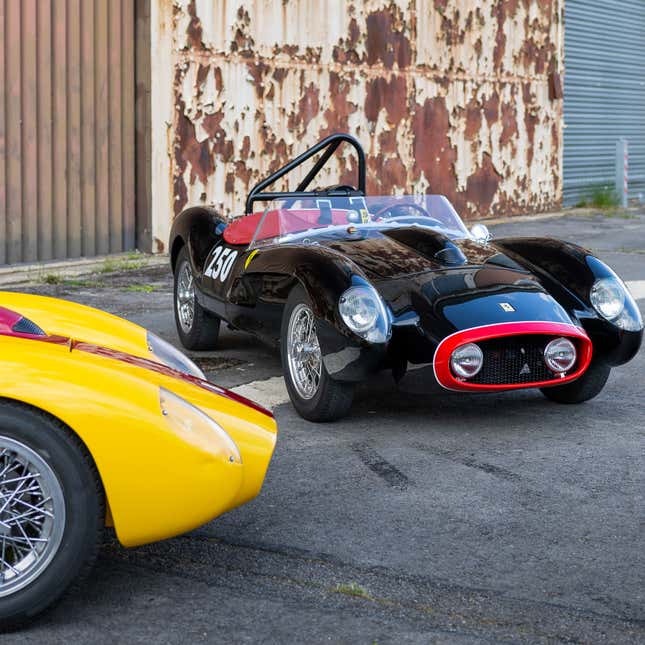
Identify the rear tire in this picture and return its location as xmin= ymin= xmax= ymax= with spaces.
xmin=174 ymin=246 xmax=220 ymax=350
xmin=281 ymin=286 xmax=354 ymax=422
xmin=0 ymin=402 xmax=104 ymax=631
xmin=540 ymin=360 xmax=611 ymax=404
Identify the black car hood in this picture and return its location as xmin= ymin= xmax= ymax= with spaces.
xmin=320 ymin=227 xmax=576 ymax=335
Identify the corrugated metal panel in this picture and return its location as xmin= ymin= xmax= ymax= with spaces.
xmin=0 ymin=0 xmax=136 ymax=265
xmin=153 ymin=0 xmax=564 ymax=249
xmin=563 ymin=0 xmax=645 ymax=204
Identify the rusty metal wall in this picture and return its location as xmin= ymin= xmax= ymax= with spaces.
xmin=0 ymin=0 xmax=136 ymax=265
xmin=160 ymin=0 xmax=563 ymax=236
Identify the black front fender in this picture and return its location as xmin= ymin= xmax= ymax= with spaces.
xmin=493 ymin=237 xmax=642 ymax=365
xmin=243 ymin=245 xmax=386 ymax=380
xmin=245 ymin=245 xmax=358 ymax=325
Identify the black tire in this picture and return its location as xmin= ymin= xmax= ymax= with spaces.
xmin=281 ymin=286 xmax=354 ymax=422
xmin=0 ymin=401 xmax=104 ymax=631
xmin=174 ymin=246 xmax=220 ymax=350
xmin=540 ymin=360 xmax=611 ymax=404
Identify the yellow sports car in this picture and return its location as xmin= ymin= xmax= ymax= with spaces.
xmin=0 ymin=292 xmax=277 ymax=628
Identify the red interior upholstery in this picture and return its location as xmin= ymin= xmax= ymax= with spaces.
xmin=223 ymin=209 xmax=352 ymax=246
xmin=223 ymin=212 xmax=274 ymax=245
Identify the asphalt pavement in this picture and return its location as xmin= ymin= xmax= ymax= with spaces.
xmin=5 ymin=209 xmax=645 ymax=644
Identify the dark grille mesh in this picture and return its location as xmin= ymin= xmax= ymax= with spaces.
xmin=468 ymin=335 xmax=571 ymax=385
xmin=12 ymin=317 xmax=45 ymax=336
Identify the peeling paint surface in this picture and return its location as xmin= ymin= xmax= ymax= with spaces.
xmin=160 ymin=0 xmax=563 ymax=234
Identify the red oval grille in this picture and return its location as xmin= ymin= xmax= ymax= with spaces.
xmin=433 ymin=321 xmax=593 ymax=392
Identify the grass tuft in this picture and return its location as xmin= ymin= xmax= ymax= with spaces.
xmin=576 ymin=185 xmax=620 ymax=210
xmin=331 ymin=582 xmax=372 ymax=599
xmin=43 ymin=273 xmax=62 ymax=284
xmin=125 ymin=284 xmax=156 ymax=293
xmin=100 ymin=253 xmax=145 ymax=274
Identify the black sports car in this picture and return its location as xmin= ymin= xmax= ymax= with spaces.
xmin=169 ymin=133 xmax=643 ymax=421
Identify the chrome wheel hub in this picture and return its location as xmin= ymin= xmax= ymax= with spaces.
xmin=0 ymin=437 xmax=65 ymax=597
xmin=287 ymin=304 xmax=322 ymax=400
xmin=176 ymin=261 xmax=196 ymax=334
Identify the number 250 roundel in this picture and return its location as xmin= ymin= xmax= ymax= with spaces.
xmin=204 ymin=245 xmax=238 ymax=282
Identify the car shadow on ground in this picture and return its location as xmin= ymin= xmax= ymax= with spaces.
xmin=283 ymin=368 xmax=605 ymax=434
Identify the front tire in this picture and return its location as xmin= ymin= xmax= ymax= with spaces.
xmin=540 ymin=360 xmax=611 ymax=404
xmin=174 ymin=246 xmax=220 ymax=350
xmin=281 ymin=286 xmax=354 ymax=422
xmin=0 ymin=402 xmax=103 ymax=630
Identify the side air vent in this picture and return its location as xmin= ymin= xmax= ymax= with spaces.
xmin=12 ymin=317 xmax=46 ymax=336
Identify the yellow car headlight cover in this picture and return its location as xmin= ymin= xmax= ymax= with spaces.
xmin=148 ymin=332 xmax=205 ymax=380
xmin=159 ymin=388 xmax=242 ymax=464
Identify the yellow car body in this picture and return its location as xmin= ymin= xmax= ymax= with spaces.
xmin=0 ymin=292 xmax=277 ymax=548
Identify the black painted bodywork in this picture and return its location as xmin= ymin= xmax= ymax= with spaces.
xmin=169 ymin=211 xmax=642 ymax=384
xmin=169 ymin=132 xmax=641 ymax=386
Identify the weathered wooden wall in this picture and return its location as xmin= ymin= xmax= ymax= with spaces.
xmin=0 ymin=0 xmax=136 ymax=264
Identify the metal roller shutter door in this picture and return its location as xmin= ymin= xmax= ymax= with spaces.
xmin=563 ymin=0 xmax=645 ymax=205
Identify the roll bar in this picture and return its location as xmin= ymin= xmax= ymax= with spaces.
xmin=245 ymin=133 xmax=366 ymax=214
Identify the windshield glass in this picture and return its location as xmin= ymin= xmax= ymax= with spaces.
xmin=249 ymin=195 xmax=469 ymax=248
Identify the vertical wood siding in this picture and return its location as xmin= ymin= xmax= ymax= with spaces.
xmin=0 ymin=0 xmax=136 ymax=265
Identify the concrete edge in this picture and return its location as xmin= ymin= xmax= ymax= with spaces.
xmin=482 ymin=205 xmax=643 ymax=226
xmin=482 ymin=210 xmax=571 ymax=225
xmin=0 ymin=253 xmax=170 ymax=287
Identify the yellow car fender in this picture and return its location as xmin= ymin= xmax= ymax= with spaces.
xmin=0 ymin=334 xmax=276 ymax=548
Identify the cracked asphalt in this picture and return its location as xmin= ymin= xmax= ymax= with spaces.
xmin=5 ymin=210 xmax=645 ymax=644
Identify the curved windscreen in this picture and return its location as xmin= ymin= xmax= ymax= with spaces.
xmin=249 ymin=195 xmax=469 ymax=247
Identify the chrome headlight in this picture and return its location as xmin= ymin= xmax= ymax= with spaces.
xmin=590 ymin=278 xmax=625 ymax=320
xmin=590 ymin=277 xmax=643 ymax=332
xmin=147 ymin=331 xmax=205 ymax=380
xmin=544 ymin=337 xmax=577 ymax=373
xmin=450 ymin=343 xmax=483 ymax=378
xmin=159 ymin=388 xmax=241 ymax=463
xmin=339 ymin=282 xmax=391 ymax=343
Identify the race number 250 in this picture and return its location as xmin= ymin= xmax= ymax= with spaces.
xmin=204 ymin=246 xmax=238 ymax=282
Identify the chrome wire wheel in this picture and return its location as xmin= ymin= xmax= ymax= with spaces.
xmin=0 ymin=437 xmax=65 ymax=598
xmin=287 ymin=304 xmax=323 ymax=400
xmin=176 ymin=260 xmax=196 ymax=334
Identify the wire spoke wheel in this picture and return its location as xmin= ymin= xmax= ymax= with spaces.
xmin=287 ymin=304 xmax=322 ymax=400
xmin=173 ymin=247 xmax=220 ymax=351
xmin=281 ymin=287 xmax=354 ymax=421
xmin=0 ymin=437 xmax=65 ymax=598
xmin=176 ymin=261 xmax=195 ymax=333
